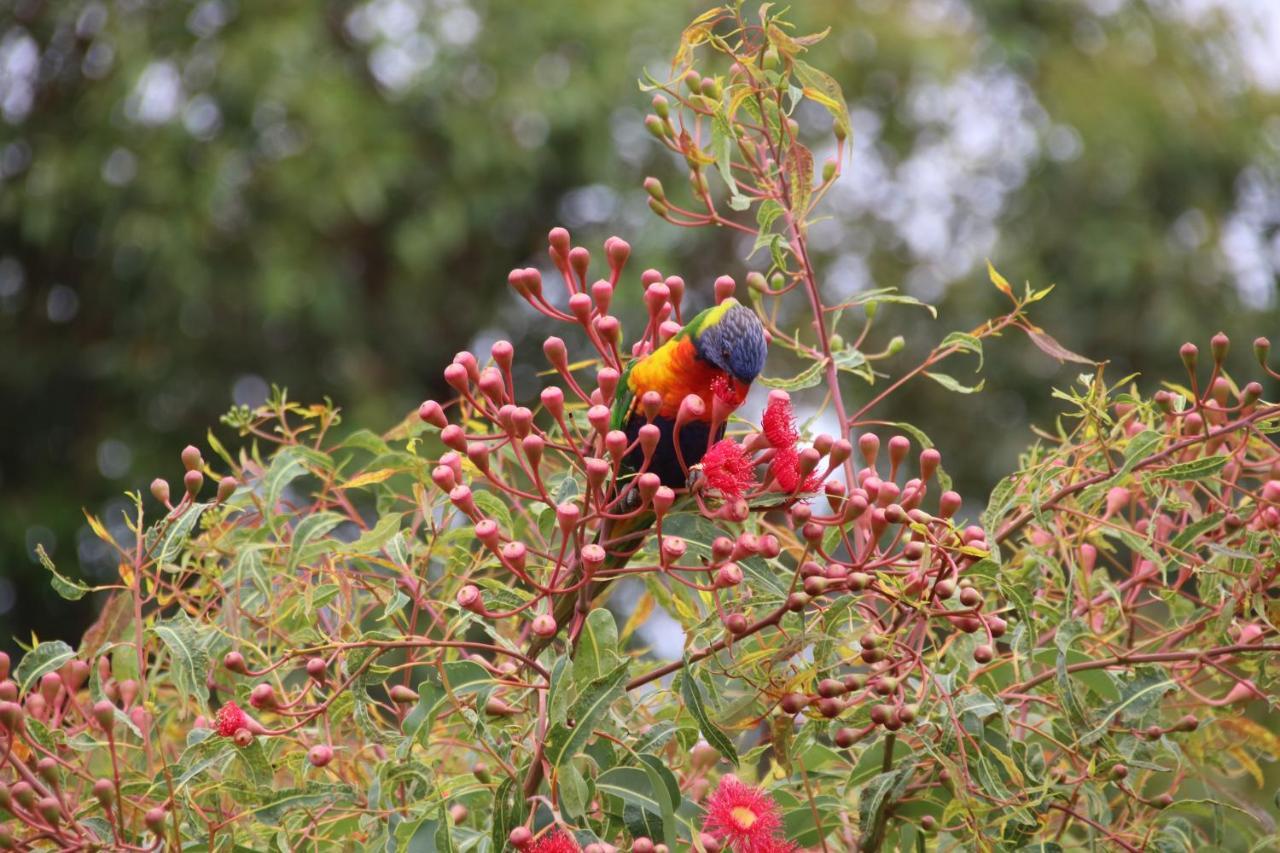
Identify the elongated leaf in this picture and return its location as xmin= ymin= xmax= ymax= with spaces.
xmin=35 ymin=544 xmax=89 ymax=600
xmin=574 ymin=609 xmax=621 ymax=684
xmin=543 ymin=662 xmax=629 ymax=770
xmin=680 ymin=667 xmax=738 ymax=766
xmin=793 ymin=58 xmax=851 ymax=140
xmin=147 ymin=501 xmax=213 ymax=567
xmin=152 ymin=611 xmax=213 ymax=707
xmin=287 ymin=511 xmax=345 ymax=572
xmin=924 ymin=371 xmax=985 ymax=394
xmin=16 ymin=640 xmax=75 ymax=695
xmin=1079 ymin=672 xmax=1174 ymax=746
xmin=760 ymin=360 xmax=825 ymax=391
xmin=1158 ymin=454 xmax=1228 ymax=482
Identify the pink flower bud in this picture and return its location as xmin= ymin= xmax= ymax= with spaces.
xmin=1179 ymin=342 xmax=1198 ymax=372
xmin=249 ymin=683 xmax=276 ymax=709
xmin=594 ymin=314 xmax=620 ymax=345
xmin=661 ymin=536 xmax=687 ymax=561
xmin=581 ymin=543 xmax=606 ymax=568
xmin=0 ymin=701 xmax=22 ymax=731
xmin=715 ymin=563 xmax=743 ymax=588
xmin=543 ymin=337 xmax=569 ymax=372
xmin=714 ymin=275 xmax=736 ymax=303
xmin=466 ymin=442 xmax=490 ymax=475
xmin=568 ymin=292 xmax=593 ymax=324
xmin=606 ymin=236 xmax=630 ymax=269
xmin=308 ymin=744 xmax=334 ymax=767
xmin=712 ymin=536 xmax=734 ymax=562
xmin=1104 ymin=486 xmax=1130 ymax=519
xmin=502 ymin=541 xmax=527 ymax=573
xmin=677 ymin=394 xmax=706 ymax=425
xmin=556 ymin=502 xmax=580 ymax=536
xmin=216 ymin=475 xmax=237 ymax=503
xmin=591 ymin=281 xmax=615 ymax=317
xmin=664 ymin=275 xmax=685 ymax=310
xmin=475 ymin=519 xmax=500 ymax=549
xmin=183 ymin=469 xmax=203 ymax=497
xmin=443 ymin=362 xmax=470 ymax=395
xmin=644 ymin=281 xmax=669 ymax=317
xmin=181 ymin=445 xmax=203 ymax=471
xmin=431 ymin=465 xmax=457 ymax=492
xmin=306 ymin=658 xmax=327 ymax=681
xmin=449 ymin=485 xmax=478 ymax=518
xmin=540 ymin=386 xmax=565 ymax=420
xmin=389 ymin=684 xmax=419 ymax=704
xmin=585 ymin=457 xmax=609 ymax=491
xmin=653 ymin=486 xmax=676 ymax=513
xmin=638 ymin=423 xmax=660 ymax=460
xmin=457 ymin=585 xmax=482 ymax=612
xmin=418 ymin=400 xmax=448 ymax=429
xmin=150 ymin=478 xmax=170 ymax=504
xmin=520 ymin=434 xmax=543 ymax=471
xmin=548 ymin=227 xmax=571 ymax=257
xmin=568 ymin=246 xmax=591 ymax=284
xmin=588 ymin=405 xmax=611 ymax=436
xmin=858 ymin=433 xmax=880 ymax=467
xmin=888 ymin=435 xmax=910 ymax=472
xmin=224 ymin=651 xmax=247 ymax=673
xmin=477 ymin=368 xmax=506 ymax=405
xmin=658 ymin=319 xmax=682 ymax=343
xmin=919 ymin=448 xmax=941 ymax=482
xmin=1223 ymin=679 xmax=1262 ymax=704
xmin=532 ymin=614 xmax=558 ymax=638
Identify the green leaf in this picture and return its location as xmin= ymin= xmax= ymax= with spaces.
xmin=760 ymin=359 xmax=825 ymax=391
xmin=146 ymin=501 xmax=213 ymax=567
xmin=574 ymin=609 xmax=622 ymax=684
xmin=471 ymin=490 xmax=514 ymax=536
xmin=756 ymin=198 xmax=785 ymax=234
xmin=1158 ymin=454 xmax=1228 ymax=482
xmin=35 ymin=544 xmax=90 ymax=600
xmin=1079 ymin=671 xmax=1175 ymax=746
xmin=349 ymin=514 xmax=404 ymax=554
xmin=544 ymin=662 xmax=629 ymax=770
xmin=858 ymin=763 xmax=914 ymax=851
xmin=559 ymin=761 xmax=590 ymax=821
xmin=679 ymin=666 xmax=738 ymax=766
xmin=254 ymin=783 xmax=355 ymax=826
xmin=940 ymin=331 xmax=983 ymax=371
xmin=923 ymin=371 xmax=985 ymax=394
xmin=637 ymin=753 xmax=680 ymax=850
xmin=15 ymin=640 xmax=75 ymax=696
xmin=598 ymin=766 xmax=665 ymax=817
xmin=263 ymin=445 xmax=323 ymax=518
xmin=288 ymin=511 xmax=345 ymax=572
xmin=851 ymin=288 xmax=937 ymax=319
xmin=151 ymin=611 xmax=214 ymax=707
xmin=792 ymin=58 xmax=851 ymax=141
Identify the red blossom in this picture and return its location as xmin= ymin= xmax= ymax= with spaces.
xmin=761 ymin=393 xmax=799 ymax=448
xmin=702 ymin=439 xmax=758 ymax=497
xmin=214 ymin=701 xmax=249 ymax=737
xmin=702 ymin=775 xmax=786 ymax=852
xmin=761 ymin=393 xmax=820 ymax=493
xmin=712 ymin=374 xmax=749 ymax=409
xmin=528 ymin=828 xmax=581 ymax=853
xmin=770 ymin=446 xmax=821 ymax=494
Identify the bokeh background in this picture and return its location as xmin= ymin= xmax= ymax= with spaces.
xmin=2 ymin=0 xmax=1278 ymax=656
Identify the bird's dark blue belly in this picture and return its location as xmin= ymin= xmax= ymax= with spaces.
xmin=624 ymin=414 xmax=725 ymax=488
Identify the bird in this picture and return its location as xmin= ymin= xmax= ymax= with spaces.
xmin=529 ymin=297 xmax=768 ymax=658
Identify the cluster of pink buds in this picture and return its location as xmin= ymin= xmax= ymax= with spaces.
xmin=421 ymin=228 xmax=830 ymax=649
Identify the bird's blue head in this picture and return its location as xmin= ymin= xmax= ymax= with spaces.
xmin=694 ymin=300 xmax=768 ymax=385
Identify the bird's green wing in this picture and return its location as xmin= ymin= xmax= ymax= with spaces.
xmin=609 ymin=360 xmax=637 ymax=434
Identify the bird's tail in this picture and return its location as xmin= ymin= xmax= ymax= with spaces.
xmin=526 ymin=507 xmax=655 ymax=661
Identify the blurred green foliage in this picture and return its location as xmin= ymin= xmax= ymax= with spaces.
xmin=2 ymin=0 xmax=1277 ymax=652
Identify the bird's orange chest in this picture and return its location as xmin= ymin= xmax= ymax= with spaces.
xmin=627 ymin=338 xmax=722 ymax=419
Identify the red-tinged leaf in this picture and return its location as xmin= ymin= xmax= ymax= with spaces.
xmin=1025 ymin=327 xmax=1096 ymax=365
xmin=786 ymin=142 xmax=814 ymax=220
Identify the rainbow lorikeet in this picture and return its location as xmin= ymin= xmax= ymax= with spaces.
xmin=530 ymin=297 xmax=767 ymax=657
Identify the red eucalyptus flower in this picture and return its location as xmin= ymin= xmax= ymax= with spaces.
xmin=761 ymin=394 xmax=820 ymax=494
xmin=214 ymin=701 xmax=249 ymax=737
xmin=702 ymin=775 xmax=789 ymax=852
xmin=702 ymin=439 xmax=758 ymax=498
xmin=529 ymin=827 xmax=581 ymax=853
